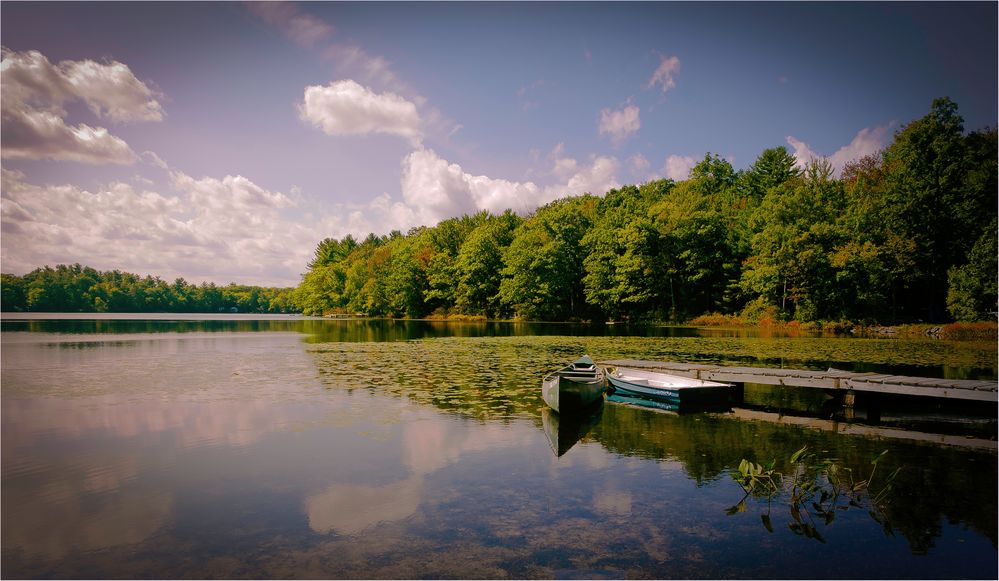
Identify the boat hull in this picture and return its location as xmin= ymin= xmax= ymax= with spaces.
xmin=542 ymin=374 xmax=605 ymax=413
xmin=606 ymin=367 xmax=730 ymax=406
xmin=541 ymin=356 xmax=605 ymax=413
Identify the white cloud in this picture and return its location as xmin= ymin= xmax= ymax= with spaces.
xmin=171 ymin=171 xmax=295 ymax=214
xmin=400 ymin=149 xmax=484 ymax=222
xmin=664 ymin=154 xmax=696 ymax=181
xmin=0 ymin=168 xmax=316 ymax=287
xmin=786 ymin=123 xmax=892 ymax=176
xmin=60 ymin=59 xmax=164 ymax=123
xmin=141 ymin=150 xmax=169 ymax=169
xmin=785 ymin=137 xmax=816 ymax=167
xmin=561 ymin=155 xmax=619 ymax=198
xmin=1 ymin=108 xmax=138 ymax=164
xmin=548 ymin=143 xmax=579 ymax=180
xmin=0 ymin=47 xmax=162 ymax=164
xmin=647 ymin=54 xmax=681 ymax=94
xmin=0 ymin=144 xmax=623 ymax=285
xmin=629 ymin=153 xmax=651 ymax=175
xmin=245 ymin=2 xmax=334 ymax=49
xmin=399 ymin=148 xmax=619 ymax=225
xmin=598 ymin=104 xmax=641 ymax=145
xmin=299 ymin=80 xmax=422 ymax=146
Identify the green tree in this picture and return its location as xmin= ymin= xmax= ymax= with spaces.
xmin=454 ymin=211 xmax=522 ymax=317
xmin=742 ymin=160 xmax=848 ymax=321
xmin=649 ymin=180 xmax=735 ymax=319
xmin=500 ymin=196 xmax=597 ymax=320
xmin=836 ymin=153 xmax=920 ymax=321
xmin=1 ymin=273 xmax=27 ymax=311
xmin=582 ymin=184 xmax=668 ymax=319
xmin=879 ymin=97 xmax=990 ymax=319
xmin=742 ymin=146 xmax=802 ymax=201
xmin=423 ymin=214 xmax=487 ymax=314
xmin=947 ymin=219 xmax=998 ymax=321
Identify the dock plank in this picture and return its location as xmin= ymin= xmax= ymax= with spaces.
xmin=597 ymin=359 xmax=997 ymax=403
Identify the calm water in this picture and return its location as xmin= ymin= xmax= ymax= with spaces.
xmin=2 ymin=315 xmax=996 ymax=579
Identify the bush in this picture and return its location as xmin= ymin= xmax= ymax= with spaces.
xmin=740 ymin=297 xmax=779 ymax=325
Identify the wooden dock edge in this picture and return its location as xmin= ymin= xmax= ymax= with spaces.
xmin=600 ymin=359 xmax=998 ymax=404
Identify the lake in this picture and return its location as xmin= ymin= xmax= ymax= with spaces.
xmin=2 ymin=314 xmax=996 ymax=579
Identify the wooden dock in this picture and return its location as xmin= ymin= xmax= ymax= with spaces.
xmin=600 ymin=359 xmax=998 ymax=404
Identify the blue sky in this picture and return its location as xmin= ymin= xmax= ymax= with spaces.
xmin=2 ymin=1 xmax=996 ymax=287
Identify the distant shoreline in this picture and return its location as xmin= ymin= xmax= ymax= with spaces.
xmin=4 ymin=311 xmax=995 ymax=342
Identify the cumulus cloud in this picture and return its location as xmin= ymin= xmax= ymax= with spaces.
xmin=60 ymin=59 xmax=164 ymax=123
xmin=0 ymin=143 xmax=623 ymax=284
xmin=629 ymin=153 xmax=651 ymax=174
xmin=399 ymin=148 xmax=619 ymax=225
xmin=1 ymin=108 xmax=138 ymax=165
xmin=0 ymin=168 xmax=317 ymax=287
xmin=245 ymin=1 xmax=334 ymax=48
xmin=664 ymin=154 xmax=696 ymax=181
xmin=0 ymin=47 xmax=162 ymax=164
xmin=547 ymin=143 xmax=579 ymax=181
xmin=786 ymin=123 xmax=892 ymax=176
xmin=299 ymin=80 xmax=422 ymax=146
xmin=171 ymin=172 xmax=294 ymax=214
xmin=647 ymin=54 xmax=681 ymax=94
xmin=598 ymin=103 xmax=641 ymax=145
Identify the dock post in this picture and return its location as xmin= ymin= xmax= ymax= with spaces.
xmin=841 ymin=389 xmax=857 ymax=420
xmin=729 ymin=382 xmax=745 ymax=405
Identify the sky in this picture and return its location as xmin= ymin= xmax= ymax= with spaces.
xmin=1 ymin=1 xmax=996 ymax=287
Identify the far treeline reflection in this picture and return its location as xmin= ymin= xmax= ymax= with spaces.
xmin=2 ymin=98 xmax=996 ymax=325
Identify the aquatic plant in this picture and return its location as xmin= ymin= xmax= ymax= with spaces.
xmin=729 ymin=446 xmax=901 ymax=542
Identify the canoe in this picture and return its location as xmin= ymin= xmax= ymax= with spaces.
xmin=606 ymin=366 xmax=730 ymax=405
xmin=541 ymin=355 xmax=606 ymax=413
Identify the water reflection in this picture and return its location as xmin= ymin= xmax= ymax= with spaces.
xmin=1 ymin=314 xmax=700 ymax=343
xmin=306 ymin=477 xmax=424 ymax=535
xmin=2 ymin=319 xmax=996 ymax=579
xmin=4 ymin=315 xmax=995 ymax=377
xmin=541 ymin=406 xmax=603 ymax=457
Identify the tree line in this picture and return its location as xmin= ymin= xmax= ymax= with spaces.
xmin=294 ymin=98 xmax=996 ymax=324
xmin=2 ymin=99 xmax=993 ymax=322
xmin=1 ymin=264 xmax=296 ymax=313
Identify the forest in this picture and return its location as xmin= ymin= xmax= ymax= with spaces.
xmin=2 ymin=98 xmax=996 ymax=323
xmin=292 ymin=98 xmax=996 ymax=324
xmin=1 ymin=265 xmax=296 ymax=314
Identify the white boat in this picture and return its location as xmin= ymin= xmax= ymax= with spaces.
xmin=606 ymin=366 xmax=730 ymax=405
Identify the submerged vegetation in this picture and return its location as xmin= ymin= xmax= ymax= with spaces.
xmin=295 ymin=98 xmax=996 ymax=324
